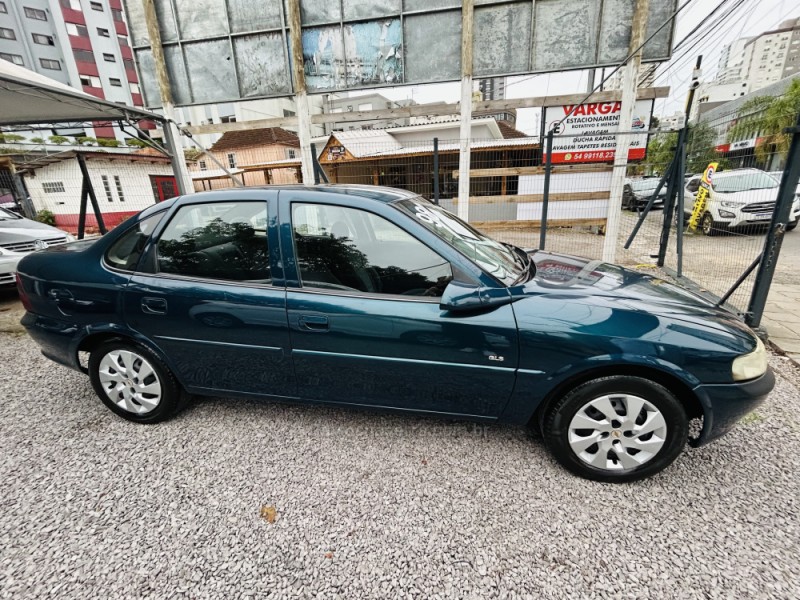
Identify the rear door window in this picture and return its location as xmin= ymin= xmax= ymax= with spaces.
xmin=156 ymin=201 xmax=270 ymax=283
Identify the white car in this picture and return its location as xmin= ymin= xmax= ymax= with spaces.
xmin=0 ymin=207 xmax=75 ymax=286
xmin=684 ymin=169 xmax=800 ymax=236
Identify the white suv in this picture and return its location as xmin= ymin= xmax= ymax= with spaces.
xmin=683 ymin=169 xmax=800 ymax=236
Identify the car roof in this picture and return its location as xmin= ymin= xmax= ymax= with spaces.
xmin=713 ymin=169 xmax=766 ymax=179
xmin=220 ymin=184 xmax=420 ymax=203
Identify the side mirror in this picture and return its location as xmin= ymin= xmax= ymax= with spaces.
xmin=439 ymin=281 xmax=513 ymax=313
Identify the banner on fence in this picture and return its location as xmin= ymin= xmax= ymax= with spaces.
xmin=543 ymin=99 xmax=654 ymax=164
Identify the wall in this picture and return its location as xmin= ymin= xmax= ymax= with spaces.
xmin=24 ymin=155 xmax=174 ymax=231
xmin=190 ymin=144 xmax=301 ymax=190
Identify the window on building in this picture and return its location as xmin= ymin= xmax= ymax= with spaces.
xmin=73 ymin=49 xmax=95 ymax=63
xmin=24 ymin=6 xmax=47 ymax=20
xmin=199 ymin=160 xmax=207 ymax=171
xmin=90 ymin=1 xmax=103 ymax=11
xmin=117 ymin=35 xmax=128 ymax=46
xmin=156 ymin=202 xmax=270 ymax=282
xmin=283 ymin=109 xmax=296 ymax=117
xmin=66 ymin=23 xmax=89 ymax=36
xmin=59 ymin=0 xmax=82 ymax=10
xmin=32 ymin=33 xmax=55 ymax=46
xmin=109 ymin=77 xmax=122 ymax=87
xmin=103 ymin=53 xmax=116 ymax=62
xmin=227 ymin=153 xmax=236 ymax=168
xmin=42 ymin=182 xmax=66 ymax=194
xmin=114 ymin=176 xmax=125 ymax=202
xmin=1 ymin=27 xmax=18 ymax=39
xmin=111 ymin=8 xmax=123 ymax=22
xmin=101 ymin=175 xmax=113 ymax=202
xmin=123 ymin=58 xmax=134 ymax=70
xmin=220 ymin=115 xmax=236 ymax=123
xmin=40 ymin=58 xmax=61 ymax=70
xmin=0 ymin=53 xmax=24 ymax=66
xmin=286 ymin=148 xmax=296 ymax=159
xmin=97 ymin=27 xmax=110 ymax=37
xmin=130 ymin=82 xmax=140 ymax=94
xmin=0 ymin=2 xmax=6 ymax=14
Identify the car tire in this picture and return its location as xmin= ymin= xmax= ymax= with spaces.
xmin=701 ymin=213 xmax=720 ymax=236
xmin=787 ymin=219 xmax=798 ymax=231
xmin=543 ymin=376 xmax=688 ymax=483
xmin=89 ymin=339 xmax=186 ymax=423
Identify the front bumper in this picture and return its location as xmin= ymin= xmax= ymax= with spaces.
xmin=690 ymin=368 xmax=775 ymax=447
xmin=712 ymin=205 xmax=800 ymax=229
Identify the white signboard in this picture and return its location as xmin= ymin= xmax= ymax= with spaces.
xmin=543 ymin=99 xmax=654 ymax=164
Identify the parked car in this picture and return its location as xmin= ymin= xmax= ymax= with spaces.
xmin=767 ymin=170 xmax=800 ymax=199
xmin=16 ymin=186 xmax=774 ymax=482
xmin=623 ymin=178 xmax=667 ymax=211
xmin=683 ymin=169 xmax=800 ymax=236
xmin=0 ymin=206 xmax=74 ymax=286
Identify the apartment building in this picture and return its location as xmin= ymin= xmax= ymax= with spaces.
xmin=0 ymin=0 xmax=142 ymax=141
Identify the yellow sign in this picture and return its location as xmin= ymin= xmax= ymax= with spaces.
xmin=688 ymin=162 xmax=718 ymax=230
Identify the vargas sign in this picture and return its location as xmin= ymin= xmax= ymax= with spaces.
xmin=543 ymin=99 xmax=654 ymax=164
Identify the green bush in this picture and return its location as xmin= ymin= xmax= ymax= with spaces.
xmin=34 ymin=210 xmax=56 ymax=226
xmin=97 ymin=138 xmax=121 ymax=148
xmin=76 ymin=136 xmax=97 ymax=146
xmin=125 ymin=138 xmax=148 ymax=149
xmin=30 ymin=137 xmax=45 ymax=144
xmin=48 ymin=135 xmax=69 ymax=145
xmin=0 ymin=133 xmax=25 ymax=143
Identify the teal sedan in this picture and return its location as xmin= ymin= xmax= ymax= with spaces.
xmin=16 ymin=185 xmax=773 ymax=482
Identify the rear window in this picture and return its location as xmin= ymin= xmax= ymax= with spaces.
xmin=105 ymin=212 xmax=165 ymax=271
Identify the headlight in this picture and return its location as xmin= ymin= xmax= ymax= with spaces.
xmin=720 ymin=201 xmax=745 ymax=208
xmin=65 ymin=234 xmax=76 ymax=242
xmin=718 ymin=209 xmax=736 ymax=219
xmin=732 ymin=336 xmax=767 ymax=381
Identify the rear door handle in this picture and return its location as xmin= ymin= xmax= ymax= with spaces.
xmin=141 ymin=297 xmax=167 ymax=315
xmin=298 ymin=314 xmax=329 ymax=332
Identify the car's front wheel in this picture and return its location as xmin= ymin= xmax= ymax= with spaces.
xmin=543 ymin=376 xmax=688 ymax=482
xmin=88 ymin=340 xmax=184 ymax=423
xmin=787 ymin=218 xmax=798 ymax=231
xmin=701 ymin=213 xmax=721 ymax=236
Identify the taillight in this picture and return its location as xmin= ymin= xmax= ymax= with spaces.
xmin=16 ymin=273 xmax=33 ymax=312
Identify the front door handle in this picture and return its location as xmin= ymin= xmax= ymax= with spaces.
xmin=298 ymin=314 xmax=329 ymax=332
xmin=141 ymin=297 xmax=167 ymax=315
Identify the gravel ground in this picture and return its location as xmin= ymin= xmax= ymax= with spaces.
xmin=1 ymin=333 xmax=800 ymax=599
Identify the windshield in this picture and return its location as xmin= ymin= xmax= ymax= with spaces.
xmin=394 ymin=197 xmax=525 ymax=285
xmin=714 ymin=172 xmax=778 ymax=193
xmin=629 ymin=179 xmax=660 ymax=192
xmin=0 ymin=207 xmax=22 ymax=220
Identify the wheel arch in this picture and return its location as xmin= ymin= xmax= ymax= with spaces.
xmin=530 ymin=364 xmax=704 ymax=433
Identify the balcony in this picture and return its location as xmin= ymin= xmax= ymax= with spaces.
xmin=131 ymin=92 xmax=144 ymax=106
xmin=82 ymin=86 xmax=105 ymax=99
xmin=68 ymin=35 xmax=92 ymax=51
xmin=76 ymin=61 xmax=99 ymax=77
xmin=114 ymin=20 xmax=128 ymax=37
xmin=126 ymin=68 xmax=138 ymax=84
xmin=120 ymin=45 xmax=133 ymax=60
xmin=60 ymin=8 xmax=85 ymax=24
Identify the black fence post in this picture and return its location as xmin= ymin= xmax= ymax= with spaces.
xmin=655 ymin=126 xmax=685 ymax=267
xmin=76 ymin=153 xmax=106 ymax=235
xmin=433 ymin=137 xmax=440 ymax=205
xmin=745 ymin=112 xmax=800 ymax=328
xmin=675 ymin=130 xmax=687 ymax=277
xmin=539 ymin=129 xmax=554 ymax=250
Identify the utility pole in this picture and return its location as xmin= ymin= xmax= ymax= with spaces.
xmin=287 ymin=0 xmax=315 ymax=184
xmin=602 ymin=0 xmax=649 ymax=262
xmin=142 ymin=0 xmax=193 ymax=196
xmin=457 ymin=0 xmax=474 ymax=221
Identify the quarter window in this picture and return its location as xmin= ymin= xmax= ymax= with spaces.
xmin=291 ymin=203 xmax=453 ymax=297
xmin=105 ymin=212 xmax=165 ymax=271
xmin=157 ymin=202 xmax=270 ymax=283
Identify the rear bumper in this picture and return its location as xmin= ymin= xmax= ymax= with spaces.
xmin=20 ymin=311 xmax=83 ymax=372
xmin=690 ymin=368 xmax=775 ymax=447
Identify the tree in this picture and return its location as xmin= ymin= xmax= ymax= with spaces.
xmin=726 ymin=79 xmax=800 ymax=165
xmin=48 ymin=135 xmax=69 ymax=145
xmin=183 ymin=147 xmax=204 ymax=161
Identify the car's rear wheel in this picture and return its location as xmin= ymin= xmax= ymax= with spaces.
xmin=701 ymin=213 xmax=721 ymax=236
xmin=787 ymin=219 xmax=798 ymax=231
xmin=89 ymin=340 xmax=184 ymax=423
xmin=543 ymin=376 xmax=688 ymax=482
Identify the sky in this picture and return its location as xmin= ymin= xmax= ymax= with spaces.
xmin=347 ymin=0 xmax=799 ymax=136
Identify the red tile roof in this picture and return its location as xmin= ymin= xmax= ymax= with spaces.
xmin=210 ymin=127 xmax=300 ymax=152
xmin=497 ymin=121 xmax=530 ymax=139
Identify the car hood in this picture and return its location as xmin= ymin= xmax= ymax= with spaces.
xmin=516 ymin=251 xmax=756 ymax=344
xmin=0 ymin=218 xmax=67 ymax=239
xmin=713 ymin=187 xmax=778 ymax=204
